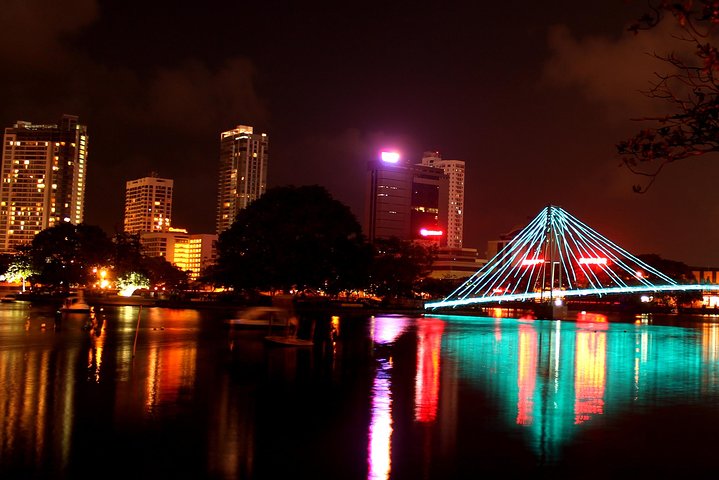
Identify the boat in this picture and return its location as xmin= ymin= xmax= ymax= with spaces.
xmin=264 ymin=335 xmax=314 ymax=347
xmin=61 ymin=291 xmax=92 ymax=313
xmin=1 ymin=294 xmax=17 ymax=303
xmin=224 ymin=306 xmax=291 ymax=328
xmin=264 ymin=316 xmax=314 ymax=347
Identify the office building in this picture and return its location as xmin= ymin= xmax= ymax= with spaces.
xmin=216 ymin=125 xmax=268 ymax=234
xmin=141 ymin=229 xmax=218 ymax=281
xmin=124 ymin=175 xmax=173 ymax=234
xmin=0 ymin=115 xmax=88 ymax=253
xmin=420 ymin=151 xmax=465 ymax=249
xmin=364 ymin=152 xmax=448 ymax=244
xmin=428 ymin=247 xmax=486 ymax=279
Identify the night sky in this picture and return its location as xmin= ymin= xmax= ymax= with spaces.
xmin=2 ymin=1 xmax=718 ymax=265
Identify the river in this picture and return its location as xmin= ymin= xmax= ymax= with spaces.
xmin=0 ymin=303 xmax=718 ymax=478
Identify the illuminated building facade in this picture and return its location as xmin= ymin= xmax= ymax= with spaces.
xmin=0 ymin=115 xmax=88 ymax=253
xmin=364 ymin=152 xmax=448 ymax=244
xmin=420 ymin=151 xmax=465 ymax=249
xmin=140 ymin=229 xmax=218 ymax=281
xmin=428 ymin=247 xmax=487 ymax=279
xmin=123 ymin=175 xmax=173 ymax=234
xmin=216 ymin=125 xmax=268 ymax=234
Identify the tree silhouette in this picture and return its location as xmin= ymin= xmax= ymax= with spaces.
xmin=214 ymin=185 xmax=371 ymax=293
xmin=619 ymin=1 xmax=719 ymax=191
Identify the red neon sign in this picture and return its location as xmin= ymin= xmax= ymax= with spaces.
xmin=521 ymin=259 xmax=544 ymax=266
xmin=420 ymin=228 xmax=443 ymax=237
xmin=579 ymin=257 xmax=608 ymax=265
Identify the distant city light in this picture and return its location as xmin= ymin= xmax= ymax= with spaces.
xmin=380 ymin=151 xmax=400 ymax=163
xmin=419 ymin=228 xmax=443 ymax=237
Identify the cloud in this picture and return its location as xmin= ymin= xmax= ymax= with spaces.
xmin=143 ymin=58 xmax=267 ymax=135
xmin=0 ymin=0 xmax=269 ymax=234
xmin=0 ymin=0 xmax=99 ymax=69
xmin=271 ymin=128 xmax=419 ymax=221
xmin=543 ymin=21 xmax=694 ymax=121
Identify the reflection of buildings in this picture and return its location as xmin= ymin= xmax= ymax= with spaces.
xmin=0 ymin=333 xmax=78 ymax=472
xmin=216 ymin=125 xmax=269 ymax=234
xmin=0 ymin=115 xmax=88 ymax=253
xmin=368 ymin=316 xmax=409 ymax=480
xmin=415 ymin=318 xmax=445 ymax=423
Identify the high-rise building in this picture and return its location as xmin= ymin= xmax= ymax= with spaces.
xmin=364 ymin=152 xmax=448 ymax=244
xmin=124 ymin=175 xmax=173 ymax=234
xmin=216 ymin=125 xmax=268 ymax=234
xmin=0 ymin=115 xmax=88 ymax=253
xmin=420 ymin=151 xmax=465 ymax=249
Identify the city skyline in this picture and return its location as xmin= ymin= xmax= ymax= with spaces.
xmin=1 ymin=2 xmax=718 ymax=265
xmin=0 ymin=115 xmax=88 ymax=253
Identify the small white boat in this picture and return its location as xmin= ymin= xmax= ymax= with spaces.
xmin=61 ymin=291 xmax=92 ymax=313
xmin=225 ymin=306 xmax=291 ymax=328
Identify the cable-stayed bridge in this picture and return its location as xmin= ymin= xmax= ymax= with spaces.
xmin=425 ymin=205 xmax=717 ymax=310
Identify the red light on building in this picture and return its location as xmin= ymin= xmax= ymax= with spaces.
xmin=579 ymin=257 xmax=608 ymax=265
xmin=521 ymin=259 xmax=544 ymax=266
xmin=419 ymin=228 xmax=443 ymax=237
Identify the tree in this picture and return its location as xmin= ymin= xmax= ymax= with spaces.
xmin=4 ymin=247 xmax=35 ymax=291
xmin=28 ymin=223 xmax=114 ymax=292
xmin=112 ymin=232 xmax=144 ymax=278
xmin=141 ymin=256 xmax=189 ymax=291
xmin=369 ymin=237 xmax=435 ymax=299
xmin=214 ymin=185 xmax=371 ymax=293
xmin=618 ymin=1 xmax=719 ymax=191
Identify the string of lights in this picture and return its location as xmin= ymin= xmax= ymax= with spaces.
xmin=426 ymin=205 xmax=713 ymax=310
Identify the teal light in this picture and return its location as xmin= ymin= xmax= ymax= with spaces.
xmin=435 ymin=314 xmax=710 ymax=463
xmin=426 ymin=206 xmax=710 ymax=310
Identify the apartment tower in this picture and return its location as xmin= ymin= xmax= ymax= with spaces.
xmin=124 ymin=175 xmax=174 ymax=234
xmin=216 ymin=125 xmax=268 ymax=234
xmin=420 ymin=151 xmax=465 ymax=249
xmin=0 ymin=115 xmax=88 ymax=253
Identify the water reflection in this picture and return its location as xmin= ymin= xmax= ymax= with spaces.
xmin=414 ymin=318 xmax=444 ymax=423
xmin=368 ymin=315 xmax=409 ymax=480
xmin=4 ymin=305 xmax=719 ymax=477
xmin=440 ymin=312 xmax=712 ymax=464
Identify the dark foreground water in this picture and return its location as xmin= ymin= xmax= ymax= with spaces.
xmin=2 ymin=304 xmax=719 ymax=478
